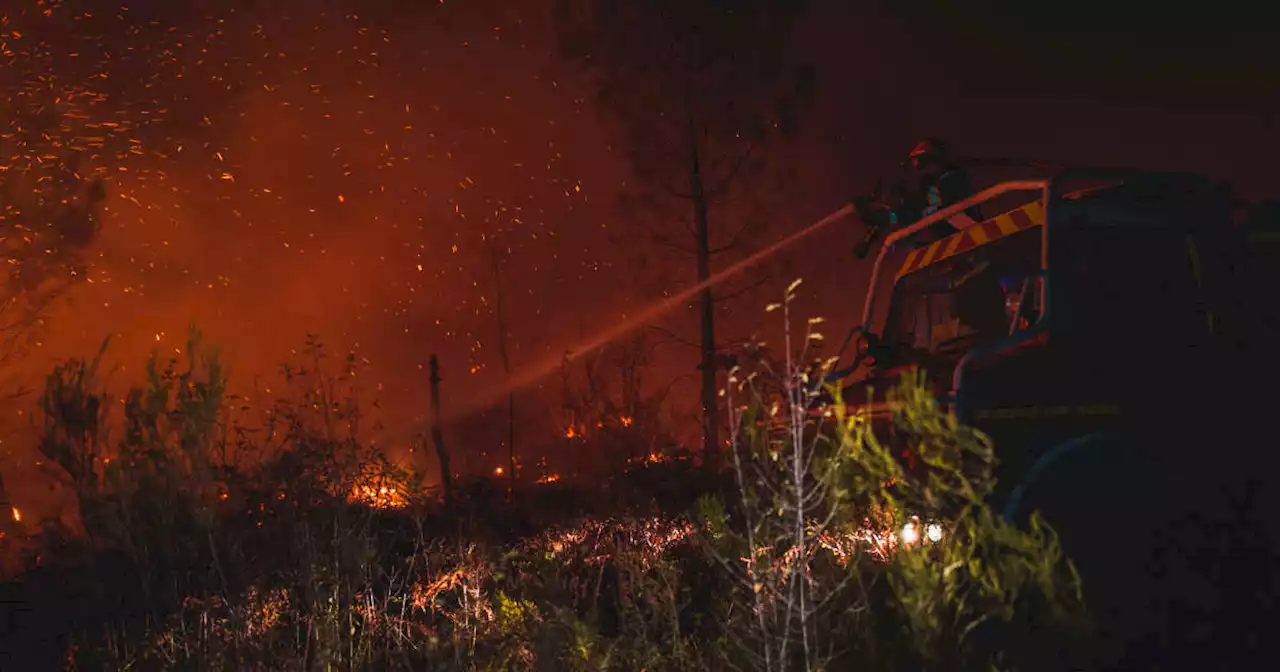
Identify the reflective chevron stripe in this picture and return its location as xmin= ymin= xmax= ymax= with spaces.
xmin=897 ymin=201 xmax=1046 ymax=279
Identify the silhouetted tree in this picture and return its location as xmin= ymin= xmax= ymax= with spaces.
xmin=429 ymin=355 xmax=453 ymax=506
xmin=555 ymin=0 xmax=816 ymax=464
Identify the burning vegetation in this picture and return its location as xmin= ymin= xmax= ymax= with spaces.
xmin=0 ymin=290 xmax=1089 ymax=670
xmin=347 ymin=461 xmax=414 ymax=510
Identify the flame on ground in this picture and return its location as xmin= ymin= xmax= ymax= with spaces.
xmin=347 ymin=463 xmax=412 ymax=510
xmin=625 ymin=451 xmax=668 ymax=466
xmin=523 ymin=516 xmax=698 ymax=569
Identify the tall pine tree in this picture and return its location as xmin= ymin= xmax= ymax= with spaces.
xmin=554 ymin=0 xmax=816 ymax=463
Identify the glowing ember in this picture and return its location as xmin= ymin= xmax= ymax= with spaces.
xmin=493 ymin=466 xmax=504 ymax=476
xmin=0 ymin=0 xmax=652 ymax=463
xmin=535 ymin=473 xmax=561 ymax=484
xmin=349 ymin=484 xmax=406 ymax=509
xmin=522 ymin=516 xmax=697 ymax=569
xmin=10 ymin=507 xmax=19 ymax=523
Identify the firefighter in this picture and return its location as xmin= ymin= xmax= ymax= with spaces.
xmin=905 ymin=138 xmax=982 ymax=244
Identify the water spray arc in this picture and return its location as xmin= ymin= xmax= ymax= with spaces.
xmin=444 ymin=203 xmax=855 ymax=422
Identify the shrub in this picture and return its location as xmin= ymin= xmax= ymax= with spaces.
xmin=698 ymin=281 xmax=1088 ymax=671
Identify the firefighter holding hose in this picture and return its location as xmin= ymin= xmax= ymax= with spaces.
xmin=851 ymin=138 xmax=982 ymax=258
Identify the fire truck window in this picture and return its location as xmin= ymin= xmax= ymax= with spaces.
xmin=953 ymin=264 xmax=1007 ymax=339
xmin=885 ymin=229 xmax=1042 ymax=354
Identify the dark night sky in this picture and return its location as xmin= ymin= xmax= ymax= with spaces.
xmin=799 ymin=1 xmax=1278 ymax=195
xmin=1 ymin=0 xmax=1275 ymax=518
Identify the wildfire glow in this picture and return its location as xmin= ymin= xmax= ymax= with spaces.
xmin=347 ymin=463 xmax=412 ymax=510
xmin=349 ymin=484 xmax=406 ymax=509
xmin=536 ymin=473 xmax=561 ymax=484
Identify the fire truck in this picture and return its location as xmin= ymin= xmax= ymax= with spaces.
xmin=834 ymin=168 xmax=1272 ymax=507
xmin=829 ymin=166 xmax=1278 ymax=665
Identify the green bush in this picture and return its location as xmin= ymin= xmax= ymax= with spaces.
xmin=694 ymin=283 xmax=1088 ymax=671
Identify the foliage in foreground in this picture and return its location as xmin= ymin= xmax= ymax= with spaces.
xmin=1 ymin=311 xmax=1087 ymax=670
xmin=697 ymin=282 xmax=1087 ymax=670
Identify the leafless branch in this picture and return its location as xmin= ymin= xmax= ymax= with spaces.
xmin=645 ymin=324 xmax=700 ymax=350
xmin=713 ymin=274 xmax=772 ymax=304
xmin=707 ymin=139 xmax=758 ymax=199
xmin=709 ymin=215 xmax=755 ymax=255
xmin=641 ymin=220 xmax=696 ymax=254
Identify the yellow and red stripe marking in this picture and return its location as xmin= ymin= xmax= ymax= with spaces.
xmin=896 ymin=201 xmax=1046 ymax=279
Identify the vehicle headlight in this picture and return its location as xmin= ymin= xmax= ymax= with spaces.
xmin=901 ymin=521 xmax=919 ymax=544
xmin=901 ymin=516 xmax=944 ymax=545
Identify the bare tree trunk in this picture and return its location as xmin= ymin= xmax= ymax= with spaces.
xmin=506 ymin=391 xmax=515 ymax=491
xmin=690 ymin=121 xmax=720 ymax=466
xmin=428 ymin=355 xmax=452 ymax=507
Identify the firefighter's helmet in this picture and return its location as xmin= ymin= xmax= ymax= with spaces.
xmin=909 ymin=138 xmax=948 ymax=168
